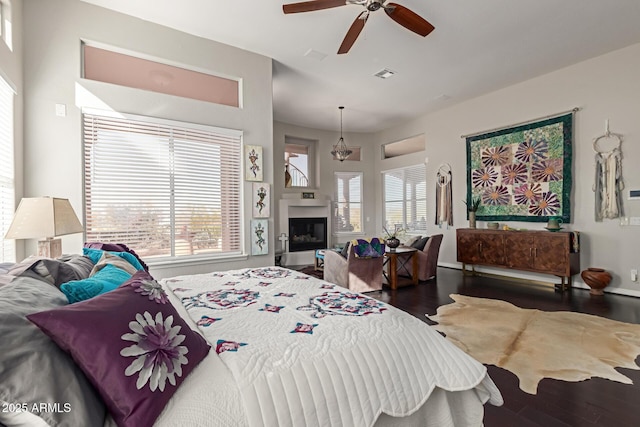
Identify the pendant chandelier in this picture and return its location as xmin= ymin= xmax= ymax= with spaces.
xmin=331 ymin=106 xmax=352 ymax=162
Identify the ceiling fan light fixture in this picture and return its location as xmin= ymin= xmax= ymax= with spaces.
xmin=331 ymin=106 xmax=353 ymax=162
xmin=283 ymin=0 xmax=434 ymax=54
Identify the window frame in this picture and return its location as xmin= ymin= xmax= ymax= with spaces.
xmin=0 ymin=74 xmax=15 ymax=262
xmin=82 ymin=108 xmax=244 ymax=264
xmin=333 ymin=171 xmax=363 ymax=235
xmin=382 ymin=164 xmax=427 ymax=235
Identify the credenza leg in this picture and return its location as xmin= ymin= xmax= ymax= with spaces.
xmin=554 ymin=276 xmax=570 ymax=292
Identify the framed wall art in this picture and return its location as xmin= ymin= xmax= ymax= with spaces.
xmin=466 ymin=113 xmax=573 ymax=222
xmin=252 ymin=183 xmax=270 ymax=218
xmin=244 ymin=145 xmax=263 ymax=181
xmin=250 ymin=219 xmax=268 ymax=255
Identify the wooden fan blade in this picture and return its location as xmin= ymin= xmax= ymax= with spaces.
xmin=384 ymin=3 xmax=434 ymax=37
xmin=283 ymin=0 xmax=346 ymax=14
xmin=338 ymin=12 xmax=368 ymax=54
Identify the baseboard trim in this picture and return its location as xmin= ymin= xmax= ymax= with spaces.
xmin=438 ymin=263 xmax=640 ymax=298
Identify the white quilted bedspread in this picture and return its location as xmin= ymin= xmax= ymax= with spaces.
xmin=165 ymin=267 xmax=502 ymax=427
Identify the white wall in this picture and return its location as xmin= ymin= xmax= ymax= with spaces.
xmin=273 ymin=121 xmax=377 ymax=254
xmin=22 ymin=0 xmax=273 ymax=278
xmin=374 ymin=42 xmax=640 ymax=296
xmin=13 ymin=1 xmax=640 ymax=293
xmin=0 ymin=0 xmax=24 ymax=260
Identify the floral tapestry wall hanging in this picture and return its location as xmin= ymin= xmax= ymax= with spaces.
xmin=466 ymin=113 xmax=573 ymax=222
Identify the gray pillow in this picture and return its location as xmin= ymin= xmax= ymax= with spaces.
xmin=0 ymin=277 xmax=106 ymax=426
xmin=411 ymin=236 xmax=430 ymax=251
xmin=340 ymin=242 xmax=350 ymax=258
xmin=8 ymin=255 xmax=94 ymax=288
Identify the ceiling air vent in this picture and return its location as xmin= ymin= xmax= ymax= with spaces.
xmin=304 ymin=49 xmax=327 ymax=61
xmin=374 ymin=68 xmax=396 ymax=79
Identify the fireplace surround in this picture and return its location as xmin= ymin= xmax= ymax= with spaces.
xmin=289 ymin=217 xmax=327 ymax=252
xmin=278 ymin=195 xmax=333 ymax=266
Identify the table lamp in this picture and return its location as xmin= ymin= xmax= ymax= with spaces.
xmin=4 ymin=197 xmax=84 ymax=258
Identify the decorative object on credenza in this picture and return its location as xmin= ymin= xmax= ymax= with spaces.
xmin=330 ymin=106 xmax=352 ymax=161
xmin=250 ymin=219 xmax=268 ymax=255
xmin=463 ymin=196 xmax=480 ymax=229
xmin=4 ymin=197 xmax=84 ymax=258
xmin=487 ymin=222 xmax=499 ymax=230
xmin=545 ymin=217 xmax=563 ymax=231
xmin=464 ymin=109 xmax=577 ymax=223
xmin=592 ymin=119 xmax=624 ymax=222
xmin=252 ymin=183 xmax=270 ymax=218
xmin=244 ymin=145 xmax=263 ymax=181
xmin=302 ymin=192 xmax=315 ymax=199
xmin=282 ymin=0 xmax=435 ymax=55
xmin=435 ymin=163 xmax=453 ymax=228
xmin=581 ymin=267 xmax=612 ymax=296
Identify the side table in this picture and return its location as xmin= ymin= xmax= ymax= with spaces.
xmin=383 ymin=247 xmax=418 ymax=290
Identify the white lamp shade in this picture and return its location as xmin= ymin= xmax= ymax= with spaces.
xmin=4 ymin=197 xmax=84 ymax=240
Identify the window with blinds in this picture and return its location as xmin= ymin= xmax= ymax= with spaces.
xmin=83 ymin=110 xmax=243 ymax=261
xmin=0 ymin=75 xmax=14 ymax=262
xmin=334 ymin=172 xmax=362 ymax=234
xmin=383 ymin=164 xmax=427 ymax=234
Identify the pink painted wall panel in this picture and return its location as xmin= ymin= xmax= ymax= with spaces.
xmin=83 ymin=45 xmax=239 ymax=107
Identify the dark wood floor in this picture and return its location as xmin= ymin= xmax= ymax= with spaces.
xmin=372 ymin=267 xmax=640 ymax=427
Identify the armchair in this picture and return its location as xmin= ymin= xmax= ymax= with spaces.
xmin=399 ymin=234 xmax=443 ymax=281
xmin=324 ymin=243 xmax=383 ymax=293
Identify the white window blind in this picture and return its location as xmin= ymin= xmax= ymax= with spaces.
xmin=83 ymin=111 xmax=242 ymax=261
xmin=334 ymin=172 xmax=362 ymax=233
xmin=0 ymin=75 xmax=14 ymax=262
xmin=383 ymin=164 xmax=427 ymax=234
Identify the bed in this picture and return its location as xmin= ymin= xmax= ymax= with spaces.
xmin=0 ymin=249 xmax=502 ymax=427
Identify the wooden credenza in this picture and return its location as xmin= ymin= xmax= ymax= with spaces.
xmin=456 ymin=228 xmax=580 ymax=290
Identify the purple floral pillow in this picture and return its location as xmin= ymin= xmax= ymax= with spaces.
xmin=27 ymin=270 xmax=211 ymax=427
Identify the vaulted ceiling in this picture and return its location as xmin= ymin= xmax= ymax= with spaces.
xmin=81 ymin=0 xmax=640 ymax=132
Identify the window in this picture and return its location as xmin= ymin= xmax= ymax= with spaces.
xmin=284 ymin=136 xmax=315 ymax=188
xmin=382 ymin=134 xmax=425 ymax=159
xmin=0 ymin=75 xmax=14 ymax=262
xmin=284 ymin=143 xmax=309 ymax=187
xmin=82 ymin=44 xmax=239 ymax=107
xmin=383 ymin=164 xmax=427 ymax=234
xmin=0 ymin=1 xmax=12 ymax=51
xmin=334 ymin=172 xmax=362 ymax=234
xmin=83 ymin=110 xmax=242 ymax=261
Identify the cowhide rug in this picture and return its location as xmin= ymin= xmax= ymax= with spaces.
xmin=427 ymin=294 xmax=640 ymax=394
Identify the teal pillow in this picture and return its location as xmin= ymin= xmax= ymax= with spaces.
xmin=82 ymin=248 xmax=144 ymax=271
xmin=60 ymin=264 xmax=132 ymax=303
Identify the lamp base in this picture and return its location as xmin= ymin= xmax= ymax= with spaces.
xmin=38 ymin=238 xmax=62 ymax=259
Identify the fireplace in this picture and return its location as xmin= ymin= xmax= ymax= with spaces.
xmin=289 ymin=217 xmax=327 ymax=252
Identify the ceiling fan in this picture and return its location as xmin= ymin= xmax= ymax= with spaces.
xmin=282 ymin=0 xmax=435 ymax=54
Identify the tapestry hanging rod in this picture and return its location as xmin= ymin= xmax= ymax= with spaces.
xmin=460 ymin=107 xmax=581 ymax=139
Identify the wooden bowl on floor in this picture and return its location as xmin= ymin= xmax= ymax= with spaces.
xmin=581 ymin=268 xmax=612 ymax=296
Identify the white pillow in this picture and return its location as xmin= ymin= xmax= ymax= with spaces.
xmin=403 ymin=235 xmax=422 ymax=247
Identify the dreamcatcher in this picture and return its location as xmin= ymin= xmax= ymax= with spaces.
xmin=592 ymin=120 xmax=624 ymax=221
xmin=435 ymin=163 xmax=453 ymax=227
